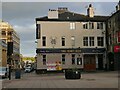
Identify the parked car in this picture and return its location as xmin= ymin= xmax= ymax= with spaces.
xmin=24 ymin=66 xmax=32 ymax=73
xmin=0 ymin=67 xmax=9 ymax=79
xmin=25 ymin=63 xmax=34 ymax=72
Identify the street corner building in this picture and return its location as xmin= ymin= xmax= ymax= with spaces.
xmin=35 ymin=4 xmax=114 ymax=73
xmin=0 ymin=20 xmax=20 ymax=69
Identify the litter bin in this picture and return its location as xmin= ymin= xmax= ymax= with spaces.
xmin=15 ymin=69 xmax=21 ymax=79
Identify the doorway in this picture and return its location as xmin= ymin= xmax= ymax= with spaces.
xmin=98 ymin=54 xmax=103 ymax=70
xmin=84 ymin=54 xmax=96 ymax=71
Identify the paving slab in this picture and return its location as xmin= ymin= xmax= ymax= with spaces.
xmin=1 ymin=71 xmax=119 ymax=89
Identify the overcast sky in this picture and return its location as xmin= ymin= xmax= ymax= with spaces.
xmin=1 ymin=2 xmax=118 ymax=57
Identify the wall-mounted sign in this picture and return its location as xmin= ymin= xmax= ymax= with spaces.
xmin=47 ymin=61 xmax=62 ymax=71
xmin=36 ymin=48 xmax=81 ymax=53
xmin=114 ymin=46 xmax=120 ymax=52
xmin=36 ymin=48 xmax=105 ymax=53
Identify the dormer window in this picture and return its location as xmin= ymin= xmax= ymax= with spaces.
xmin=97 ymin=22 xmax=103 ymax=29
xmin=70 ymin=22 xmax=75 ymax=30
xmin=89 ymin=22 xmax=94 ymax=29
xmin=83 ymin=23 xmax=88 ymax=29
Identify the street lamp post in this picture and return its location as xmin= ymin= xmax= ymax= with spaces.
xmin=7 ymin=42 xmax=13 ymax=80
xmin=7 ymin=55 xmax=12 ymax=80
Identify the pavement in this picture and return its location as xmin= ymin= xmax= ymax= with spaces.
xmin=0 ymin=71 xmax=119 ymax=89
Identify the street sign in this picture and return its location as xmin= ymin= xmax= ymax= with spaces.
xmin=114 ymin=45 xmax=120 ymax=52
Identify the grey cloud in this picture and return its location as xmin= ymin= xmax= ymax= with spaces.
xmin=2 ymin=2 xmax=57 ymax=21
xmin=15 ymin=27 xmax=35 ymax=41
xmin=20 ymin=41 xmax=36 ymax=57
xmin=93 ymin=2 xmax=117 ymax=15
xmin=1 ymin=2 xmax=118 ymax=57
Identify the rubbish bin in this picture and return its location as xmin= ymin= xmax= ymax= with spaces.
xmin=15 ymin=69 xmax=21 ymax=79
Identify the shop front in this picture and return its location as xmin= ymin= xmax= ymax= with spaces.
xmin=36 ymin=48 xmax=106 ymax=73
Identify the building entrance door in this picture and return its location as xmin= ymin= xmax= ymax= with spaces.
xmin=84 ymin=54 xmax=96 ymax=71
xmin=98 ymin=54 xmax=103 ymax=70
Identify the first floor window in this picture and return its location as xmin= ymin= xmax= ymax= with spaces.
xmin=8 ymin=31 xmax=12 ymax=35
xmin=89 ymin=37 xmax=94 ymax=46
xmin=83 ymin=37 xmax=88 ymax=46
xmin=77 ymin=58 xmax=82 ymax=65
xmin=43 ymin=55 xmax=46 ymax=65
xmin=83 ymin=23 xmax=88 ymax=29
xmin=42 ymin=36 xmax=46 ymax=46
xmin=62 ymin=37 xmax=65 ymax=46
xmin=97 ymin=22 xmax=103 ymax=29
xmin=2 ymin=31 xmax=6 ymax=35
xmin=118 ymin=31 xmax=120 ymax=43
xmin=72 ymin=54 xmax=75 ymax=64
xmin=62 ymin=54 xmax=65 ymax=64
xmin=97 ymin=37 xmax=104 ymax=46
xmin=89 ymin=22 xmax=94 ymax=29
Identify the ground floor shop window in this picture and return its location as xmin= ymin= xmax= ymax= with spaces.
xmin=62 ymin=54 xmax=65 ymax=64
xmin=43 ymin=55 xmax=46 ymax=65
xmin=77 ymin=58 xmax=82 ymax=65
xmin=72 ymin=54 xmax=75 ymax=64
xmin=97 ymin=37 xmax=104 ymax=46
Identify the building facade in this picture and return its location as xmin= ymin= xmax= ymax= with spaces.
xmin=106 ymin=1 xmax=120 ymax=70
xmin=0 ymin=20 xmax=20 ymax=69
xmin=35 ymin=5 xmax=109 ymax=73
xmin=0 ymin=31 xmax=7 ymax=67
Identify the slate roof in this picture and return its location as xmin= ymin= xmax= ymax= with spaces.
xmin=107 ymin=10 xmax=120 ymax=21
xmin=36 ymin=11 xmax=109 ymax=22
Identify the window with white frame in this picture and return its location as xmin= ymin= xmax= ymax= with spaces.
xmin=97 ymin=37 xmax=104 ymax=46
xmin=97 ymin=22 xmax=103 ymax=29
xmin=83 ymin=37 xmax=88 ymax=46
xmin=89 ymin=22 xmax=94 ymax=29
xmin=83 ymin=23 xmax=88 ymax=29
xmin=89 ymin=37 xmax=94 ymax=46
xmin=71 ymin=36 xmax=75 ymax=46
xmin=70 ymin=22 xmax=75 ymax=30
xmin=42 ymin=36 xmax=46 ymax=46
xmin=61 ymin=36 xmax=65 ymax=46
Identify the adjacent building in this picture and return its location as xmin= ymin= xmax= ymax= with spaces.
xmin=35 ymin=4 xmax=109 ymax=73
xmin=106 ymin=1 xmax=120 ymax=70
xmin=0 ymin=31 xmax=7 ymax=67
xmin=0 ymin=20 xmax=20 ymax=69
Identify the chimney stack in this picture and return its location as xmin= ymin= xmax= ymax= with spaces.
xmin=58 ymin=7 xmax=68 ymax=14
xmin=48 ymin=9 xmax=58 ymax=19
xmin=116 ymin=0 xmax=120 ymax=11
xmin=87 ymin=4 xmax=94 ymax=17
